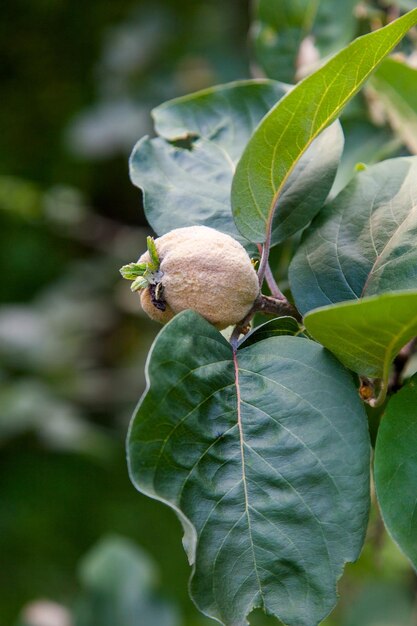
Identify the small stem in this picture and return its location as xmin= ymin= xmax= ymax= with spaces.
xmin=256 ymin=294 xmax=302 ymax=321
xmin=229 ymin=293 xmax=302 ymax=347
xmin=230 ymin=326 xmax=243 ymax=350
xmin=360 ymin=338 xmax=417 ymax=407
xmin=369 ymin=480 xmax=386 ymax=570
xmin=368 ymin=377 xmax=389 ymax=408
xmin=230 ymin=304 xmax=258 ymax=349
xmin=256 ymin=242 xmax=286 ymax=300
xmin=264 ymin=263 xmax=286 ymax=300
xmin=257 ymin=230 xmax=272 ymax=290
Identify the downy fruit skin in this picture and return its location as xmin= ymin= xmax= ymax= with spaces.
xmin=138 ymin=226 xmax=259 ymax=329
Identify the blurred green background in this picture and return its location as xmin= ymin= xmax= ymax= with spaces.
xmin=1 ymin=1 xmax=417 ymax=625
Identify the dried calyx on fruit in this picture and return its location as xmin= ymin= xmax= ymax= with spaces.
xmin=120 ymin=226 xmax=260 ymax=330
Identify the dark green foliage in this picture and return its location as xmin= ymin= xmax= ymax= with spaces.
xmin=125 ymin=7 xmax=417 ymax=625
xmin=290 ymin=158 xmax=417 ymax=313
xmin=375 ymin=375 xmax=417 ymax=570
xmin=231 ymin=10 xmax=417 ymax=244
xmin=130 ymin=81 xmax=342 ymax=248
xmin=128 ymin=312 xmax=370 ymax=626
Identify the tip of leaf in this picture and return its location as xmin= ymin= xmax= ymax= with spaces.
xmin=119 ymin=262 xmax=148 ymax=280
xmin=131 ymin=276 xmax=149 ymax=292
xmin=146 ymin=236 xmax=160 ymax=271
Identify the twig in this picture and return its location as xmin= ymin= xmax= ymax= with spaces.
xmin=368 ymin=377 xmax=389 ymax=408
xmin=257 ymin=231 xmax=272 ymax=290
xmin=255 ymin=243 xmax=285 ymax=300
xmin=255 ymin=294 xmax=301 ymax=320
xmin=264 ymin=263 xmax=286 ymax=300
xmin=230 ymin=293 xmax=302 ymax=349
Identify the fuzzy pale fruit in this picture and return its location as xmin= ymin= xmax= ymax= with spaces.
xmin=137 ymin=226 xmax=259 ymax=329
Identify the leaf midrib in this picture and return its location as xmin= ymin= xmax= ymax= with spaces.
xmin=233 ymin=348 xmax=265 ymax=609
xmin=234 ymin=9 xmax=417 ymax=243
xmin=361 ymin=197 xmax=417 ymax=297
xmin=264 ymin=40 xmax=389 ymax=237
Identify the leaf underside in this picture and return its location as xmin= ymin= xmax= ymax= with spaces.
xmin=290 ymin=157 xmax=417 ymax=315
xmin=232 ymin=9 xmax=417 ymax=245
xmin=374 ymin=374 xmax=417 ymax=570
xmin=129 ymin=79 xmax=343 ymax=248
xmin=128 ymin=311 xmax=370 ymax=626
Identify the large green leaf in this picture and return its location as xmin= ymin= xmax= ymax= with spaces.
xmin=331 ymin=117 xmax=399 ymax=197
xmin=375 ymin=374 xmax=417 ymax=569
xmin=232 ymin=9 xmax=417 ymax=245
xmin=303 ymin=291 xmax=417 ymax=381
xmin=290 ymin=157 xmax=417 ymax=314
xmin=370 ymin=57 xmax=417 ymax=154
xmin=128 ymin=311 xmax=370 ymax=626
xmin=129 ymin=80 xmax=342 ymax=246
xmin=252 ymin=0 xmax=358 ymax=84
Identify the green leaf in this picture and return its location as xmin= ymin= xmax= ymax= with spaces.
xmin=78 ymin=535 xmax=157 ymax=598
xmin=303 ymin=291 xmax=417 ymax=382
xmin=331 ymin=116 xmax=399 ymax=197
xmin=252 ymin=0 xmax=358 ymax=84
xmin=370 ymin=57 xmax=417 ymax=154
xmin=75 ymin=536 xmax=179 ymax=626
xmin=129 ymin=80 xmax=343 ymax=247
xmin=289 ymin=157 xmax=417 ymax=314
xmin=131 ymin=276 xmax=149 ymax=292
xmin=152 ymin=80 xmax=288 ymax=163
xmin=119 ymin=262 xmax=147 ymax=280
xmin=232 ymin=9 xmax=417 ymax=245
xmin=146 ymin=235 xmax=160 ymax=270
xmin=240 ymin=316 xmax=302 ymax=347
xmin=128 ymin=311 xmax=370 ymax=626
xmin=374 ymin=374 xmax=417 ymax=570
